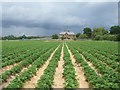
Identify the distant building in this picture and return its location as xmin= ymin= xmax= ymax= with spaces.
xmin=59 ymin=30 xmax=75 ymax=39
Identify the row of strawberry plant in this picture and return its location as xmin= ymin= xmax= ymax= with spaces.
xmin=67 ymin=44 xmax=106 ymax=88
xmin=63 ymin=44 xmax=78 ymax=88
xmin=2 ymin=48 xmax=40 ymax=67
xmin=36 ymin=45 xmax=62 ymax=89
xmin=75 ymin=47 xmax=118 ymax=71
xmin=5 ymin=45 xmax=59 ymax=89
xmin=2 ymin=41 xmax=36 ymax=58
xmin=67 ymin=43 xmax=119 ymax=88
xmin=87 ymin=49 xmax=118 ymax=71
xmin=2 ymin=41 xmax=58 ymax=60
xmin=1 ymin=47 xmax=52 ymax=82
xmin=2 ymin=42 xmax=60 ymax=68
xmin=2 ymin=47 xmax=37 ymax=63
xmin=92 ymin=47 xmax=118 ymax=57
xmin=68 ymin=41 xmax=118 ymax=58
xmin=92 ymin=48 xmax=119 ymax=62
xmin=77 ymin=48 xmax=119 ymax=88
xmin=71 ymin=44 xmax=119 ymax=71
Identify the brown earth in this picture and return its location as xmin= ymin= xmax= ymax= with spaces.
xmin=0 ymin=64 xmax=31 ymax=89
xmin=0 ymin=62 xmax=21 ymax=74
xmin=79 ymin=52 xmax=102 ymax=77
xmin=52 ymin=44 xmax=65 ymax=88
xmin=23 ymin=45 xmax=60 ymax=88
xmin=65 ymin=44 xmax=89 ymax=88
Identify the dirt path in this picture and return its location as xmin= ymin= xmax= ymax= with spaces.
xmin=0 ymin=64 xmax=31 ymax=89
xmin=0 ymin=74 xmax=18 ymax=89
xmin=52 ymin=44 xmax=65 ymax=88
xmin=0 ymin=62 xmax=21 ymax=74
xmin=79 ymin=52 xmax=102 ymax=77
xmin=23 ymin=45 xmax=60 ymax=88
xmin=65 ymin=44 xmax=89 ymax=88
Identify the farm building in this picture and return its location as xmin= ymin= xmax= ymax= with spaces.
xmin=59 ymin=30 xmax=75 ymax=39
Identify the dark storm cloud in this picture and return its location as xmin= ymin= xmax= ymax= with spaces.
xmin=2 ymin=2 xmax=118 ymax=36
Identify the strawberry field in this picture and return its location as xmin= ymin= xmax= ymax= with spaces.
xmin=0 ymin=40 xmax=119 ymax=89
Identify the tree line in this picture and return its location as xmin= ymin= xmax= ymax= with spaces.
xmin=1 ymin=25 xmax=120 ymax=41
xmin=52 ymin=25 xmax=120 ymax=41
xmin=76 ymin=25 xmax=120 ymax=41
xmin=1 ymin=35 xmax=45 ymax=40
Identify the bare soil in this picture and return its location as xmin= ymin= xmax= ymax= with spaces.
xmin=52 ymin=44 xmax=65 ymax=88
xmin=79 ymin=53 xmax=102 ymax=77
xmin=66 ymin=44 xmax=89 ymax=88
xmin=0 ymin=62 xmax=21 ymax=74
xmin=23 ymin=45 xmax=60 ymax=88
xmin=0 ymin=64 xmax=31 ymax=89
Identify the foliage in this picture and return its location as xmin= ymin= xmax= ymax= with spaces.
xmin=1 ymin=40 xmax=119 ymax=89
xmin=63 ymin=44 xmax=78 ymax=88
xmin=52 ymin=34 xmax=59 ymax=39
xmin=92 ymin=27 xmax=108 ymax=38
xmin=110 ymin=25 xmax=120 ymax=34
xmin=2 ymin=35 xmax=45 ymax=40
xmin=79 ymin=34 xmax=88 ymax=39
xmin=94 ymin=35 xmax=103 ymax=40
xmin=36 ymin=45 xmax=62 ymax=88
xmin=103 ymin=34 xmax=118 ymax=41
xmin=76 ymin=33 xmax=81 ymax=38
xmin=61 ymin=36 xmax=65 ymax=40
xmin=83 ymin=27 xmax=92 ymax=38
xmin=67 ymin=41 xmax=119 ymax=88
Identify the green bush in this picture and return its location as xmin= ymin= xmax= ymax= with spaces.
xmin=103 ymin=34 xmax=117 ymax=41
xmin=94 ymin=35 xmax=103 ymax=40
xmin=93 ymin=34 xmax=118 ymax=41
xmin=79 ymin=34 xmax=88 ymax=39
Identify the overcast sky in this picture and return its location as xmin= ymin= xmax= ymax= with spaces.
xmin=2 ymin=2 xmax=118 ymax=36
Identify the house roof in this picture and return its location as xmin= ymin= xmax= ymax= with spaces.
xmin=60 ymin=31 xmax=75 ymax=35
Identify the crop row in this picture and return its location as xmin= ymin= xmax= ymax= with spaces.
xmin=74 ymin=47 xmax=118 ymax=71
xmin=63 ymin=44 xmax=78 ymax=88
xmin=87 ymin=49 xmax=118 ymax=70
xmin=67 ymin=44 xmax=105 ymax=88
xmin=92 ymin=48 xmax=119 ymax=62
xmin=36 ymin=45 xmax=62 ymax=89
xmin=76 ymin=48 xmax=119 ymax=88
xmin=1 ymin=47 xmax=52 ymax=82
xmin=5 ymin=45 xmax=59 ymax=89
xmin=2 ymin=41 xmax=35 ymax=58
xmin=67 ymin=44 xmax=119 ymax=88
xmin=2 ymin=48 xmax=40 ymax=67
xmin=2 ymin=48 xmax=37 ymax=63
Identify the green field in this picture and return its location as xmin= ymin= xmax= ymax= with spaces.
xmin=0 ymin=40 xmax=119 ymax=89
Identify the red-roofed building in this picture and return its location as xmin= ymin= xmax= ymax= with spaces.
xmin=59 ymin=30 xmax=75 ymax=39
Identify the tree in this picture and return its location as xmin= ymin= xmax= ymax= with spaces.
xmin=61 ymin=36 xmax=65 ymax=40
xmin=79 ymin=34 xmax=88 ymax=39
xmin=76 ymin=33 xmax=81 ymax=38
xmin=2 ymin=35 xmax=16 ymax=40
xmin=83 ymin=27 xmax=92 ymax=38
xmin=94 ymin=35 xmax=103 ymax=40
xmin=52 ymin=34 xmax=59 ymax=39
xmin=110 ymin=25 xmax=120 ymax=34
xmin=92 ymin=27 xmax=108 ymax=38
xmin=117 ymin=34 xmax=120 ymax=41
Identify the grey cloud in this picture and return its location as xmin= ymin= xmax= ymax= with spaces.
xmin=2 ymin=2 xmax=118 ymax=36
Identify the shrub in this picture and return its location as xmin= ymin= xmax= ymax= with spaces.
xmin=94 ymin=35 xmax=103 ymax=40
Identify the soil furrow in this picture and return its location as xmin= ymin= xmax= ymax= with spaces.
xmin=78 ymin=52 xmax=102 ymax=77
xmin=52 ymin=44 xmax=65 ymax=88
xmin=0 ymin=62 xmax=21 ymax=74
xmin=65 ymin=44 xmax=89 ymax=88
xmin=0 ymin=64 xmax=31 ymax=89
xmin=23 ymin=45 xmax=60 ymax=88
